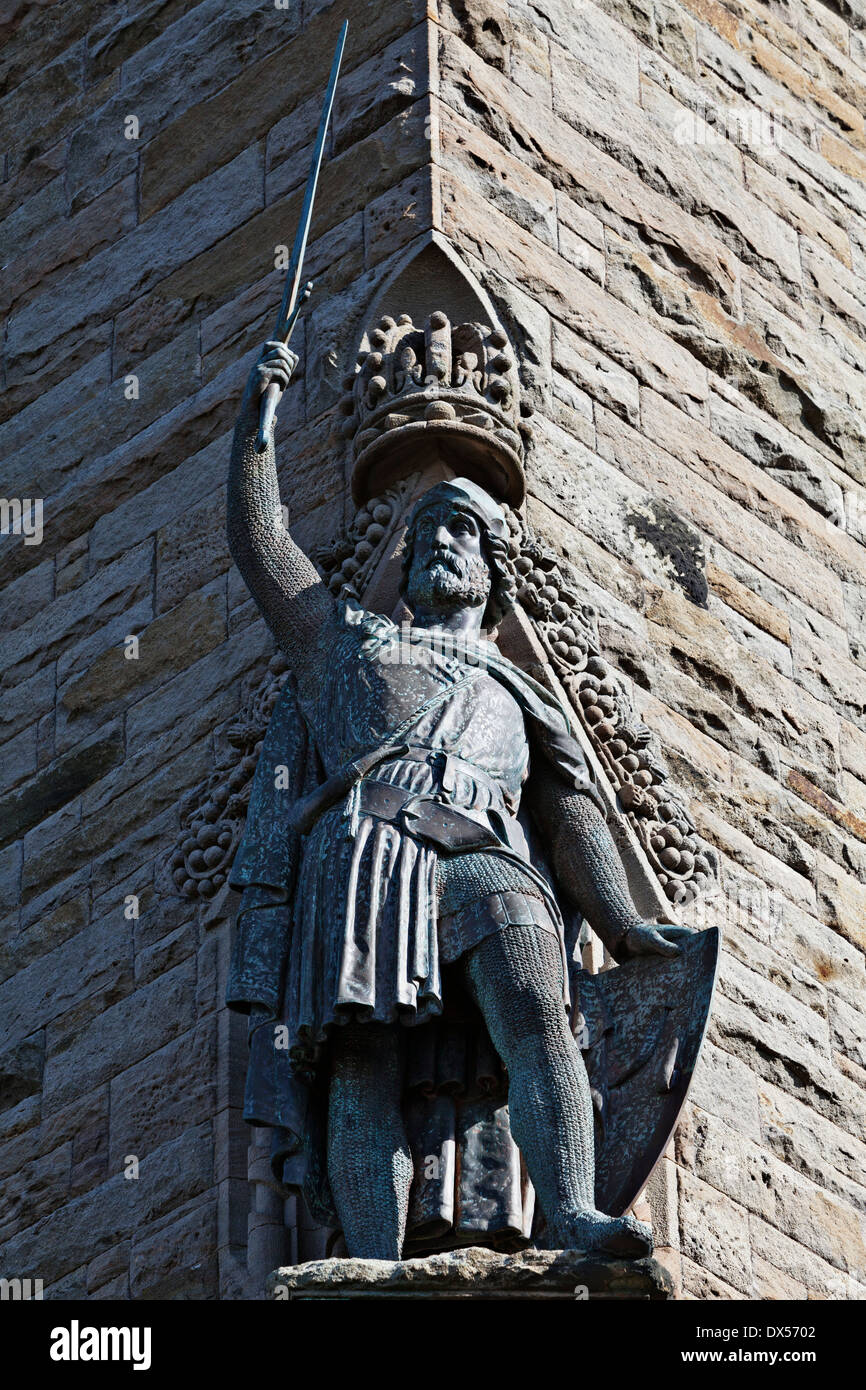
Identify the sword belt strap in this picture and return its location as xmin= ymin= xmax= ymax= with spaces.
xmin=357 ymin=781 xmax=504 ymax=853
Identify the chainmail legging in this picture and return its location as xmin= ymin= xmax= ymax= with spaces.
xmin=327 ymin=1021 xmax=413 ymax=1260
xmin=463 ymin=923 xmax=596 ymax=1245
xmin=326 ymin=921 xmax=596 ymax=1257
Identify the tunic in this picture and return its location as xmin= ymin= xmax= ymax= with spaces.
xmin=285 ymin=599 xmax=553 ymax=1064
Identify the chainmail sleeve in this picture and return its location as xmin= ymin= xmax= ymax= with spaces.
xmin=227 ymin=387 xmax=336 ymax=673
xmin=526 ymin=764 xmax=642 ymax=963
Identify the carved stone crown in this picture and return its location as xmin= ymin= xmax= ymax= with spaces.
xmin=340 ymin=311 xmax=527 ymax=507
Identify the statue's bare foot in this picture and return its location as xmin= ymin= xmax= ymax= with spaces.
xmin=562 ymin=1209 xmax=653 ymax=1259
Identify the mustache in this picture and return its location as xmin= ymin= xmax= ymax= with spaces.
xmin=420 ymin=549 xmax=464 ymax=575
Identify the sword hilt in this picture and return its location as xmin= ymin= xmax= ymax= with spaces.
xmin=255 ymin=280 xmax=314 ymax=454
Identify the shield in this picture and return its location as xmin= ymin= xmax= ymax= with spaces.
xmin=574 ymin=926 xmax=720 ymax=1217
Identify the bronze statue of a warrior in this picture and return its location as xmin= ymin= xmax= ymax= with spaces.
xmin=224 ymin=336 xmax=707 ymax=1262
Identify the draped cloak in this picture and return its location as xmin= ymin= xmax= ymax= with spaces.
xmin=226 ymin=600 xmax=606 ymax=1248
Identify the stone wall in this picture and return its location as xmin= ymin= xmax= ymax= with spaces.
xmin=1 ymin=0 xmax=864 ymax=1299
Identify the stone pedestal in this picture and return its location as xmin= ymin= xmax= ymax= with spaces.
xmin=268 ymin=1246 xmax=674 ymax=1300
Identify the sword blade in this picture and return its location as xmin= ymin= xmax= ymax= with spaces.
xmin=255 ymin=20 xmax=348 ymax=452
xmin=274 ymin=18 xmax=348 ymax=340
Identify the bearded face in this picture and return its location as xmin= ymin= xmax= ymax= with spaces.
xmin=406 ymin=546 xmax=492 ymax=614
xmin=404 ymin=501 xmax=493 ymax=618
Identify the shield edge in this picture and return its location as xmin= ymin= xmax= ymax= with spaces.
xmin=582 ymin=926 xmax=721 ymax=1218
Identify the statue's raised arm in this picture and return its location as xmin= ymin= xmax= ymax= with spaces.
xmin=227 ymin=342 xmax=336 ymax=672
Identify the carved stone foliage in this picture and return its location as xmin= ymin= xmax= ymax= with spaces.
xmin=166 ymin=653 xmax=290 ymax=901
xmin=312 ymin=478 xmax=414 ymax=599
xmin=166 ymin=489 xmax=718 ymax=908
xmin=507 ymin=522 xmax=719 ymax=907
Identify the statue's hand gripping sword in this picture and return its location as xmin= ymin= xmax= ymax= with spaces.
xmin=255 ymin=20 xmax=348 ymax=454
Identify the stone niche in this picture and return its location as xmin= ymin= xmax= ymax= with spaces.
xmin=166 ymin=234 xmax=722 ymax=1296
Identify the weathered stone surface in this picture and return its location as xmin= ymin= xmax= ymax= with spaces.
xmin=441 ymin=175 xmax=709 ymax=415
xmin=706 ymin=561 xmax=791 ymax=645
xmin=64 ymin=0 xmax=293 ymax=213
xmin=123 ymin=620 xmax=271 ymax=775
xmin=269 ymin=1246 xmax=674 ymax=1299
xmin=5 ymin=325 xmax=116 ymax=435
xmin=2 ymin=361 xmax=247 ymax=594
xmin=5 ymin=329 xmax=201 ymax=527
xmin=116 ymin=105 xmax=429 ymax=384
xmin=333 ymin=19 xmax=432 ymax=155
xmin=687 ymin=1041 xmax=762 ymax=1144
xmin=829 ymin=994 xmax=866 ymax=1071
xmin=88 ymin=429 xmax=229 ymax=563
xmin=86 ymin=1239 xmax=131 ymax=1297
xmin=791 ymin=622 xmax=866 ymax=727
xmin=130 ymin=1199 xmax=219 ymax=1300
xmin=1 ymin=0 xmax=865 ymax=1308
xmin=438 ymin=103 xmax=557 ymax=248
xmin=643 ymin=589 xmax=841 ymax=795
xmin=1 ymin=177 xmax=137 ymax=323
xmin=551 ymin=319 xmax=640 ymax=426
xmin=0 ymin=1128 xmax=213 ymax=1287
xmin=601 ymin=403 xmax=846 ymax=623
xmin=0 ymin=724 xmax=38 ymax=799
xmin=14 ymin=741 xmax=208 ymax=914
xmin=0 ymin=541 xmax=154 ymax=688
xmin=720 ymin=913 xmax=827 ymax=1018
xmin=0 ymin=1036 xmax=44 ymax=1115
xmin=709 ymin=982 xmax=866 ymax=1148
xmin=759 ymin=1073 xmax=866 ymax=1209
xmin=42 ymin=961 xmax=196 ymax=1113
xmin=0 ymin=1139 xmax=73 ymax=1245
xmin=138 ymin=4 xmax=425 ymax=218
xmin=749 ymin=1210 xmax=858 ymax=1298
xmin=109 ymin=1020 xmax=217 ymax=1170
xmin=0 ymin=561 xmax=54 ymax=640
xmin=1 ymin=48 xmax=116 ymax=180
xmin=815 ymin=853 xmax=866 ymax=953
xmin=0 ymin=728 xmax=125 ymax=849
xmin=134 ymin=920 xmax=197 ymax=991
xmin=364 ymin=170 xmax=437 ymax=270
xmin=8 ymin=148 xmax=263 ymax=387
xmin=679 ymin=1254 xmax=743 ymax=1300
xmin=677 ymin=1104 xmax=866 ymax=1279
xmin=726 ymin=864 xmax=866 ymax=1013
xmin=677 ymin=1168 xmax=753 ymax=1294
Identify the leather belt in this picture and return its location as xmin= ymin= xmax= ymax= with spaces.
xmin=357 ymin=779 xmax=518 ymax=855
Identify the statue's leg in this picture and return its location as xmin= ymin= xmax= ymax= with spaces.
xmin=464 ymin=921 xmax=651 ymax=1256
xmin=326 ymin=1020 xmax=413 ymax=1260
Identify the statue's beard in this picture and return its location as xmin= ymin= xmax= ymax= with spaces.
xmin=407 ymin=551 xmax=491 ymax=616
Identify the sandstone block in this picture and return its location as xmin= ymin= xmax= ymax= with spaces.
xmin=130 ymin=1199 xmax=219 ymax=1300
xmin=0 ymin=541 xmax=153 ymax=690
xmin=0 ymin=726 xmax=125 ymax=851
xmin=8 ymin=148 xmax=263 ymax=386
xmin=438 ymin=103 xmax=557 ymax=248
xmin=688 ymin=1040 xmax=762 ymax=1143
xmin=0 ymin=1129 xmax=213 ymax=1286
xmin=677 ymin=1168 xmax=754 ymax=1294
xmin=109 ymin=1020 xmax=217 ymax=1170
xmin=42 ymin=961 xmax=196 ymax=1113
xmin=759 ymin=1076 xmax=866 ymax=1210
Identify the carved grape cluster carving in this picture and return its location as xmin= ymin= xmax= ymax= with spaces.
xmin=165 ymin=652 xmax=290 ymax=900
xmin=508 ymin=522 xmax=718 ymax=907
xmin=313 ymin=479 xmax=412 ymax=600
